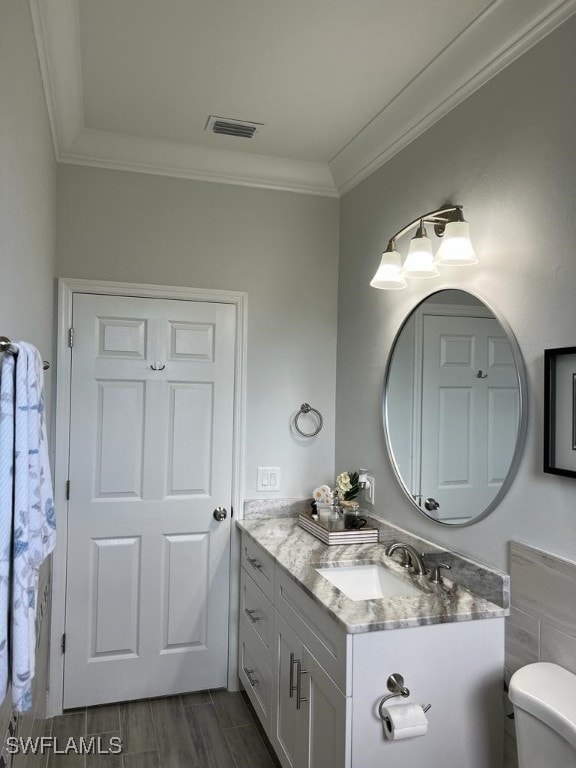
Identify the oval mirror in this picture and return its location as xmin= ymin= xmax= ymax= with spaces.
xmin=384 ymin=289 xmax=527 ymax=526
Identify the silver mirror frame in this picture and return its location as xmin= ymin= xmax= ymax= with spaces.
xmin=383 ymin=288 xmax=529 ymax=527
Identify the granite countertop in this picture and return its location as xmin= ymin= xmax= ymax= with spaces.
xmin=237 ymin=518 xmax=509 ymax=634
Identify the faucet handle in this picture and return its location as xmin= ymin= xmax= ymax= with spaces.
xmin=428 ymin=563 xmax=451 ymax=584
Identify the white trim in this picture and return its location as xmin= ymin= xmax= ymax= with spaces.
xmin=61 ymin=129 xmax=338 ymax=197
xmin=414 ymin=302 xmax=493 ymax=320
xmin=31 ymin=0 xmax=576 ymax=196
xmin=331 ymin=0 xmax=576 ymax=194
xmin=48 ymin=278 xmax=247 ymax=716
xmin=29 ymin=0 xmax=84 ymax=158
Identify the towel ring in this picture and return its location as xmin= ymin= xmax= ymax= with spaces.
xmin=293 ymin=403 xmax=323 ymax=437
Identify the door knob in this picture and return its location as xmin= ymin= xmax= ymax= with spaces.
xmin=424 ymin=497 xmax=440 ymax=511
xmin=213 ymin=507 xmax=228 ymax=521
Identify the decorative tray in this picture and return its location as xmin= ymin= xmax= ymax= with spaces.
xmin=298 ymin=513 xmax=379 ymax=546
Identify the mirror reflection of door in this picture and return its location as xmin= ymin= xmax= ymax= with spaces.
xmin=385 ymin=290 xmax=525 ymax=526
xmin=420 ymin=313 xmax=519 ymax=523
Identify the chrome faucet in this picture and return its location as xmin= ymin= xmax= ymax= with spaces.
xmin=385 ymin=542 xmax=428 ymax=576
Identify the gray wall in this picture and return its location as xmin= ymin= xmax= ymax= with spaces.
xmin=0 ymin=0 xmax=56 ymax=747
xmin=0 ymin=0 xmax=56 ymax=375
xmin=57 ymin=166 xmax=339 ymax=499
xmin=336 ymin=15 xmax=576 ymax=571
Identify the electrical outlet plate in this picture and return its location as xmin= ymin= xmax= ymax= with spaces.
xmin=365 ymin=475 xmax=375 ymax=505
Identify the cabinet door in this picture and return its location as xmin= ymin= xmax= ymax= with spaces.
xmin=272 ymin=612 xmax=304 ymax=768
xmin=301 ymin=648 xmax=349 ymax=768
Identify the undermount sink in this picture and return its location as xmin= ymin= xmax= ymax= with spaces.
xmin=315 ymin=563 xmax=423 ymax=601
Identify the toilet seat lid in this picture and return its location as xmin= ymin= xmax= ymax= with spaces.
xmin=509 ymin=663 xmax=576 ymax=749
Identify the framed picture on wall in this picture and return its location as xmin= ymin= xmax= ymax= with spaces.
xmin=544 ymin=346 xmax=576 ymax=477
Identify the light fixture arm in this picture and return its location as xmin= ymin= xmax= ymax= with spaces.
xmin=389 ymin=204 xmax=463 ymax=245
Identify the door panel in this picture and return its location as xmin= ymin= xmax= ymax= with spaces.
xmin=96 ymin=380 xmax=145 ymax=497
xmin=64 ymin=293 xmax=235 ymax=708
xmin=167 ymin=382 xmax=213 ymax=495
xmin=91 ymin=536 xmax=141 ymax=657
xmin=437 ymin=387 xmax=472 ymax=487
xmin=161 ymin=533 xmax=209 ymax=650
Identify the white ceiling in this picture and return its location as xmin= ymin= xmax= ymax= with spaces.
xmin=31 ymin=0 xmax=576 ymax=195
xmin=78 ymin=0 xmax=491 ymax=163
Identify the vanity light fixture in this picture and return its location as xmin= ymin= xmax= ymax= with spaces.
xmin=370 ymin=204 xmax=477 ymax=290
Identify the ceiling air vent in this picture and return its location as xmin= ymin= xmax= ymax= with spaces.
xmin=205 ymin=115 xmax=262 ymax=139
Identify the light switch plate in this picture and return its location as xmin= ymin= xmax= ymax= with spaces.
xmin=257 ymin=467 xmax=281 ymax=492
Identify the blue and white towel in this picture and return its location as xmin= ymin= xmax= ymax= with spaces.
xmin=0 ymin=343 xmax=56 ymax=712
xmin=0 ymin=351 xmax=15 ymax=702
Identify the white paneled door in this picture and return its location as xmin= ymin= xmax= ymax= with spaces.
xmin=420 ymin=314 xmax=519 ymax=522
xmin=63 ymin=293 xmax=236 ymax=708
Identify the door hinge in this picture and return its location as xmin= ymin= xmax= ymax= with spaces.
xmin=68 ymin=327 xmax=74 ymax=348
xmin=231 ymin=506 xmax=234 ymax=518
xmin=66 ymin=480 xmax=71 ymax=500
xmin=61 ymin=633 xmax=66 ymax=654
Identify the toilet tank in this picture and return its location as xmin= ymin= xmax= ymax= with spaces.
xmin=509 ymin=662 xmax=576 ymax=768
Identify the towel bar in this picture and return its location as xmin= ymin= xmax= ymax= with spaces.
xmin=0 ymin=335 xmax=50 ymax=370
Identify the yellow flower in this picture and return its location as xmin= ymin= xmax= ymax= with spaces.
xmin=336 ymin=472 xmax=352 ymax=493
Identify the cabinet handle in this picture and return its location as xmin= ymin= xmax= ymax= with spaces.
xmin=243 ymin=667 xmax=258 ymax=687
xmin=247 ymin=555 xmax=263 ymax=571
xmin=289 ymin=652 xmax=298 ymax=698
xmin=296 ymin=660 xmax=308 ymax=710
xmin=244 ymin=608 xmax=260 ymax=623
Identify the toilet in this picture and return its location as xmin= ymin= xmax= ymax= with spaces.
xmin=509 ymin=662 xmax=576 ymax=768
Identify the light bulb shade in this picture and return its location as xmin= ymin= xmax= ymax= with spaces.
xmin=402 ymin=235 xmax=439 ymax=278
xmin=435 ymin=221 xmax=478 ymax=266
xmin=370 ymin=249 xmax=407 ymax=290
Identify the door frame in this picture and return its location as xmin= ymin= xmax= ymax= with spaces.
xmin=49 ymin=278 xmax=247 ymax=716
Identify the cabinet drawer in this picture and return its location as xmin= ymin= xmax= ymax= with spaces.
xmin=275 ymin=568 xmax=350 ymax=695
xmin=240 ymin=567 xmax=274 ymax=661
xmin=239 ymin=621 xmax=273 ymax=735
xmin=241 ymin=534 xmax=275 ymax=600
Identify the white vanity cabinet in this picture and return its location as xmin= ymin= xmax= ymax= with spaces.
xmin=274 ymin=611 xmax=349 ymax=768
xmin=240 ymin=535 xmax=351 ymax=768
xmin=238 ymin=531 xmax=505 ymax=768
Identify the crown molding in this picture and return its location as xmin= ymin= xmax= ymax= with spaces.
xmin=60 ymin=129 xmax=338 ymax=197
xmin=29 ymin=0 xmax=83 ymax=157
xmin=31 ymin=0 xmax=576 ymax=198
xmin=330 ymin=0 xmax=576 ymax=195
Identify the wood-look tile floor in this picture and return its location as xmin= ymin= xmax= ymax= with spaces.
xmin=40 ymin=690 xmax=281 ymax=768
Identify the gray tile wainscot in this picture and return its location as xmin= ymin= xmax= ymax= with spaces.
xmin=504 ymin=541 xmax=576 ymax=768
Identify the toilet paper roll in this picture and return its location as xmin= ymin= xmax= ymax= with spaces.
xmin=381 ymin=703 xmax=428 ymax=741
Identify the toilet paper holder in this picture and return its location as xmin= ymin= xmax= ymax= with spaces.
xmin=377 ymin=673 xmax=432 ymax=721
